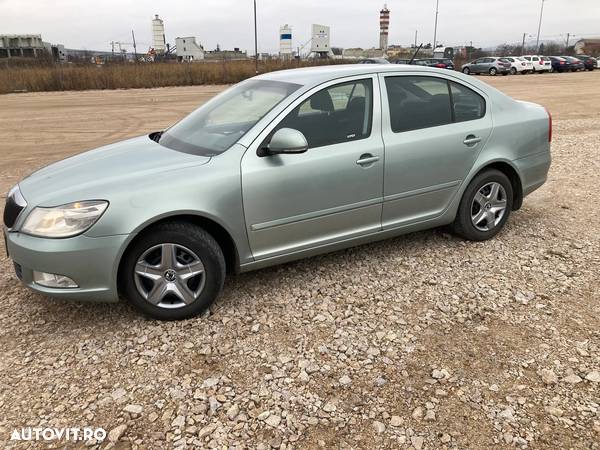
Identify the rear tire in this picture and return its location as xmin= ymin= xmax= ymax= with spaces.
xmin=121 ymin=222 xmax=226 ymax=320
xmin=452 ymin=169 xmax=513 ymax=241
xmin=489 ymin=67 xmax=497 ymax=76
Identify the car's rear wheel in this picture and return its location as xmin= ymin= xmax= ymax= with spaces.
xmin=489 ymin=67 xmax=497 ymax=76
xmin=462 ymin=67 xmax=470 ymax=75
xmin=452 ymin=169 xmax=513 ymax=241
xmin=121 ymin=222 xmax=225 ymax=320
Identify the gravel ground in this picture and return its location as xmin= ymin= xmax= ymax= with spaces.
xmin=0 ymin=72 xmax=599 ymax=449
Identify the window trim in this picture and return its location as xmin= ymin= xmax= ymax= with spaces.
xmin=382 ymin=74 xmax=487 ymax=134
xmin=255 ymin=75 xmax=378 ymax=154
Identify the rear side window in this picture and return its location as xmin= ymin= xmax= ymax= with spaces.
xmin=385 ymin=76 xmax=485 ymax=133
xmin=449 ymin=81 xmax=485 ymax=122
xmin=385 ymin=76 xmax=452 ymax=132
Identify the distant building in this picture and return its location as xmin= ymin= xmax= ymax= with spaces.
xmin=379 ymin=4 xmax=390 ymax=50
xmin=574 ymin=38 xmax=600 ymax=55
xmin=343 ymin=47 xmax=385 ymax=59
xmin=205 ymin=46 xmax=247 ymax=61
xmin=311 ymin=24 xmax=331 ymax=57
xmin=0 ymin=34 xmax=45 ymax=58
xmin=176 ymin=37 xmax=204 ymax=62
xmin=279 ymin=24 xmax=293 ymax=59
xmin=152 ymin=15 xmax=166 ymax=54
xmin=0 ymin=34 xmax=67 ymax=62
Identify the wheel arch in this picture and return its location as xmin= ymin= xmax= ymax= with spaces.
xmin=470 ymin=160 xmax=524 ymax=210
xmin=116 ymin=213 xmax=240 ymax=294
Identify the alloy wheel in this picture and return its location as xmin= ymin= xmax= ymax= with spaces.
xmin=490 ymin=68 xmax=497 ymax=75
xmin=134 ymin=243 xmax=206 ymax=309
xmin=470 ymin=182 xmax=508 ymax=232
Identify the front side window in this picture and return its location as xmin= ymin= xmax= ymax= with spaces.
xmin=276 ymin=79 xmax=373 ymax=149
xmin=385 ymin=76 xmax=485 ymax=133
xmin=158 ymin=79 xmax=301 ymax=156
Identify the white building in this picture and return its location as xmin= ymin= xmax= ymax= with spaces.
xmin=279 ymin=24 xmax=292 ymax=58
xmin=176 ymin=37 xmax=205 ymax=62
xmin=152 ymin=14 xmax=166 ymax=54
xmin=311 ymin=24 xmax=331 ymax=56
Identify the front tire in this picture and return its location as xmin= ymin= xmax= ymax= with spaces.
xmin=452 ymin=169 xmax=513 ymax=241
xmin=510 ymin=67 xmax=517 ymax=75
xmin=121 ymin=222 xmax=226 ymax=320
xmin=462 ymin=67 xmax=471 ymax=75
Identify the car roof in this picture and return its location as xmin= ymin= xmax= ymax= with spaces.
xmin=256 ymin=64 xmax=459 ymax=87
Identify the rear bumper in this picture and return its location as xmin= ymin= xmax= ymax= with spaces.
xmin=5 ymin=230 xmax=128 ymax=303
xmin=513 ymin=150 xmax=552 ymax=197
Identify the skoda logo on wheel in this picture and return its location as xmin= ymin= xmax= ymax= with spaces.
xmin=164 ymin=269 xmax=176 ymax=282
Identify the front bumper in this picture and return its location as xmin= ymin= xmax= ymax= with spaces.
xmin=4 ymin=230 xmax=129 ymax=303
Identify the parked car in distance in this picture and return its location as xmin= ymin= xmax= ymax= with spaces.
xmin=358 ymin=58 xmax=390 ymax=64
xmin=462 ymin=57 xmax=511 ymax=75
xmin=561 ymin=56 xmax=585 ymax=71
xmin=418 ymin=58 xmax=455 ymax=70
xmin=394 ymin=58 xmax=454 ymax=70
xmin=522 ymin=55 xmax=552 ymax=73
xmin=4 ymin=65 xmax=552 ymax=320
xmin=548 ymin=56 xmax=573 ymax=72
xmin=574 ymin=55 xmax=598 ymax=71
xmin=502 ymin=56 xmax=534 ymax=74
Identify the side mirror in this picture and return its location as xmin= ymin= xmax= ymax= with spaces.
xmin=259 ymin=128 xmax=308 ymax=157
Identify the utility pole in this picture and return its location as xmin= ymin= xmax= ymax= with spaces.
xmin=131 ymin=30 xmax=138 ymax=62
xmin=433 ymin=0 xmax=440 ymax=50
xmin=521 ymin=32 xmax=527 ymax=55
xmin=535 ymin=0 xmax=546 ymax=52
xmin=253 ymin=0 xmax=258 ymax=74
xmin=414 ymin=30 xmax=418 ymax=48
xmin=565 ymin=32 xmax=571 ymax=49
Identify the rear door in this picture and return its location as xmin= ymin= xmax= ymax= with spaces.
xmin=379 ymin=73 xmax=493 ymax=229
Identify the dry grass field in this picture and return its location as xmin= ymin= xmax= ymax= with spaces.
xmin=0 ymin=71 xmax=599 ymax=449
xmin=0 ymin=60 xmax=342 ymax=94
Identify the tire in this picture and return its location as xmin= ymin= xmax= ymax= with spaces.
xmin=489 ymin=67 xmax=497 ymax=76
xmin=462 ymin=67 xmax=470 ymax=75
xmin=452 ymin=169 xmax=514 ymax=241
xmin=121 ymin=222 xmax=226 ymax=320
xmin=510 ymin=67 xmax=517 ymax=75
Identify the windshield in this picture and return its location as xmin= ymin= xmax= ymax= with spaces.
xmin=158 ymin=79 xmax=301 ymax=156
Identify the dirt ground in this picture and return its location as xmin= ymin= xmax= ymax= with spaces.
xmin=0 ymin=72 xmax=599 ymax=449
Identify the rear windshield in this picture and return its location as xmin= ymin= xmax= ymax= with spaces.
xmin=157 ymin=79 xmax=301 ymax=156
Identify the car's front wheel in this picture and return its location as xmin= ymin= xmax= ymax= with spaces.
xmin=510 ymin=67 xmax=517 ymax=75
xmin=121 ymin=222 xmax=225 ymax=320
xmin=462 ymin=67 xmax=470 ymax=74
xmin=452 ymin=169 xmax=513 ymax=241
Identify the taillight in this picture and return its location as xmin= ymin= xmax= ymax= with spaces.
xmin=521 ymin=62 xmax=526 ymax=66
xmin=546 ymin=108 xmax=552 ymax=143
xmin=560 ymin=61 xmax=565 ymax=65
xmin=435 ymin=63 xmax=445 ymax=68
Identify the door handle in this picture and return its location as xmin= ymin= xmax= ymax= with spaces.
xmin=463 ymin=135 xmax=482 ymax=146
xmin=356 ymin=154 xmax=380 ymax=166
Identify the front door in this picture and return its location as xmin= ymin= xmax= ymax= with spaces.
xmin=241 ymin=75 xmax=384 ymax=260
xmin=379 ymin=73 xmax=493 ymax=229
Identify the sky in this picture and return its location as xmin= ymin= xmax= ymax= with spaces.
xmin=1 ymin=0 xmax=599 ymax=54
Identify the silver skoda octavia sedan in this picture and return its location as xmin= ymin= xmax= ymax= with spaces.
xmin=3 ymin=65 xmax=551 ymax=320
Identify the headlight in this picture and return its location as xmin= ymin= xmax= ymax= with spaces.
xmin=21 ymin=201 xmax=108 ymax=238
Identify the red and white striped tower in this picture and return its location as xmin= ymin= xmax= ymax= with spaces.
xmin=379 ymin=4 xmax=390 ymax=50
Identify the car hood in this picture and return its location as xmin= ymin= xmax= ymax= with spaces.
xmin=19 ymin=135 xmax=211 ymax=206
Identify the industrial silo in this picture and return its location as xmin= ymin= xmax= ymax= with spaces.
xmin=152 ymin=14 xmax=166 ymax=54
xmin=279 ymin=24 xmax=292 ymax=59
